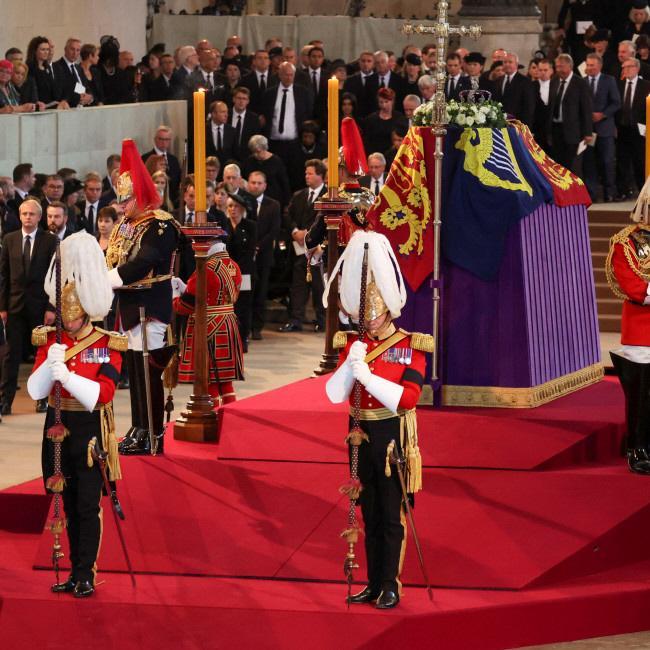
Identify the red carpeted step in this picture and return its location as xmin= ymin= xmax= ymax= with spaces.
xmin=217 ymin=376 xmax=625 ymax=470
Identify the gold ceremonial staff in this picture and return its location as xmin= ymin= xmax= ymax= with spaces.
xmin=402 ymin=2 xmax=481 ymax=399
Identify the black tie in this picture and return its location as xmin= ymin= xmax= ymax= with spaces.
xmin=308 ymin=190 xmax=315 ymax=204
xmin=278 ymin=88 xmax=288 ymax=134
xmin=69 ymin=64 xmax=75 ymax=77
xmin=236 ymin=115 xmax=242 ymax=144
xmin=503 ymin=75 xmax=510 ymax=94
xmin=312 ymin=70 xmax=318 ymax=96
xmin=374 ymin=179 xmax=380 ymax=195
xmin=553 ymin=79 xmax=566 ymax=120
xmin=23 ymin=234 xmax=31 ymax=275
xmin=379 ymin=76 xmax=385 ymax=88
xmin=450 ymin=78 xmax=456 ymax=96
xmin=88 ymin=205 xmax=94 ymax=233
xmin=590 ymin=76 xmax=596 ymax=95
xmin=185 ymin=211 xmax=194 ymax=225
xmin=207 ymin=73 xmax=213 ymax=90
xmin=217 ymin=126 xmax=222 ymax=150
xmin=260 ymin=73 xmax=266 ymax=92
xmin=623 ymin=81 xmax=633 ymax=125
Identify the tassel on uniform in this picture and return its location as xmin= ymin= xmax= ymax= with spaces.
xmin=339 ymin=478 xmax=362 ymax=500
xmin=385 ymin=440 xmax=395 ymax=477
xmin=403 ymin=409 xmax=422 ymax=493
xmin=46 ymin=422 xmax=69 ymax=443
xmin=87 ymin=437 xmax=97 ymax=469
xmin=101 ymin=404 xmax=122 ymax=481
xmin=45 ymin=472 xmax=66 ymax=493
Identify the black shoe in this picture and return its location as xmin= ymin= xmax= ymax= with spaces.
xmin=242 ymin=338 xmax=249 ymax=353
xmin=375 ymin=590 xmax=400 ymax=609
xmin=627 ymin=449 xmax=650 ymax=475
xmin=278 ymin=322 xmax=302 ymax=332
xmin=117 ymin=379 xmax=129 ymax=390
xmin=36 ymin=398 xmax=48 ymax=413
xmin=251 ymin=330 xmax=263 ymax=341
xmin=348 ymin=585 xmax=381 ymax=604
xmin=51 ymin=576 xmax=76 ymax=593
xmin=1 ymin=402 xmax=12 ymax=416
xmin=119 ymin=428 xmax=149 ymax=455
xmin=73 ymin=580 xmax=94 ymax=598
xmin=314 ymin=323 xmax=325 ymax=333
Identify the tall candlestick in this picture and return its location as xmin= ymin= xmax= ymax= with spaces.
xmin=327 ymin=77 xmax=339 ymax=192
xmin=193 ymin=89 xmax=207 ymax=214
xmin=646 ymin=94 xmax=650 ymax=179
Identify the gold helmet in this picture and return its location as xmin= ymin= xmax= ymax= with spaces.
xmin=61 ymin=282 xmax=85 ymax=322
xmin=365 ymin=280 xmax=388 ymax=321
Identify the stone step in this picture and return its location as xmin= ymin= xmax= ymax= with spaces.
xmin=599 ymin=313 xmax=621 ymax=332
xmin=588 ymin=208 xmax=632 ymax=224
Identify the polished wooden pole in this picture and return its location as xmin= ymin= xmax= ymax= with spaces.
xmin=313 ymin=187 xmax=353 ymax=376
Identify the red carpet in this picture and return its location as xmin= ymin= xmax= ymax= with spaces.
xmin=4 ymin=375 xmax=650 ymax=649
xmin=217 ymin=376 xmax=626 ymax=469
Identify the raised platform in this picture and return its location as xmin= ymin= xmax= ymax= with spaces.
xmin=2 ymin=375 xmax=650 ymax=649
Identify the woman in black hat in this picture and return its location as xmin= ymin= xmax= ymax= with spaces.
xmin=226 ymin=193 xmax=257 ymax=351
xmin=621 ymin=2 xmax=650 ymax=42
xmin=402 ymin=53 xmax=423 ymax=98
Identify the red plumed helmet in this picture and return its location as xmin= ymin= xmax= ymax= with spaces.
xmin=341 ymin=117 xmax=368 ymax=177
xmin=118 ymin=139 xmax=162 ymax=211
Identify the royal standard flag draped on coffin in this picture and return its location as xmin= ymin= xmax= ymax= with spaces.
xmin=367 ymin=124 xmax=592 ymax=285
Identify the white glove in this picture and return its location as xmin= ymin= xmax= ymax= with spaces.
xmin=171 ymin=276 xmax=187 ymax=298
xmin=348 ymin=340 xmax=367 ymax=364
xmin=351 ymin=359 xmax=372 ymax=386
xmin=51 ymin=361 xmax=70 ymax=384
xmin=47 ymin=343 xmax=67 ymax=365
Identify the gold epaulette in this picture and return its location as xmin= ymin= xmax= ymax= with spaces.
xmin=152 ymin=209 xmax=176 ymax=222
xmin=333 ymin=330 xmax=354 ymax=349
xmin=95 ymin=328 xmax=129 ymax=352
xmin=31 ymin=326 xmax=56 ymax=347
xmin=409 ymin=331 xmax=435 ymax=353
xmin=605 ymin=224 xmax=649 ymax=301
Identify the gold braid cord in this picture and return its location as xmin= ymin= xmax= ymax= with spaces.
xmin=606 ymin=225 xmax=650 ymax=301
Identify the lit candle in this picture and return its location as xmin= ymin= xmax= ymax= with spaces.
xmin=646 ymin=94 xmax=650 ymax=180
xmin=327 ymin=77 xmax=339 ymax=192
xmin=193 ymin=89 xmax=206 ymax=216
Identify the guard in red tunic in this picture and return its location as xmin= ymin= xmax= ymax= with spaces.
xmin=28 ymin=232 xmax=126 ymax=597
xmin=172 ymin=234 xmax=244 ymax=405
xmin=606 ymin=191 xmax=650 ymax=474
xmin=325 ymin=231 xmax=433 ymax=609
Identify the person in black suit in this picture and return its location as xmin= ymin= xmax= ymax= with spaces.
xmin=361 ymin=88 xmax=409 ymax=159
xmin=444 ymin=53 xmax=471 ymax=101
xmin=226 ymin=193 xmax=257 ymax=350
xmin=40 ymin=174 xmax=65 ymax=229
xmin=141 ymin=125 xmax=182 ymax=207
xmin=295 ymin=45 xmax=328 ymax=125
xmin=583 ymin=53 xmax=621 ymax=202
xmin=360 ymin=153 xmax=388 ymax=195
xmin=148 ymin=53 xmax=181 ymax=101
xmin=0 ymin=178 xmax=20 ymax=235
xmin=206 ymin=100 xmax=237 ymax=171
xmin=492 ymin=52 xmax=535 ymax=126
xmin=279 ymin=159 xmax=327 ymax=333
xmin=616 ymin=57 xmax=650 ymax=199
xmin=102 ymin=154 xmax=120 ymax=193
xmin=76 ymin=172 xmax=103 ymax=234
xmin=7 ymin=163 xmax=36 ymax=219
xmin=364 ymin=51 xmax=406 ymax=113
xmin=229 ymin=86 xmax=262 ymax=162
xmin=547 ymin=54 xmax=593 ymax=174
xmin=247 ymin=171 xmax=281 ymax=340
xmin=45 ymin=200 xmax=74 ymax=240
xmin=242 ymin=135 xmax=291 ymax=209
xmin=261 ymin=62 xmax=314 ymax=188
xmin=343 ymin=51 xmax=376 ymax=118
xmin=0 ymin=198 xmax=57 ymax=414
xmin=52 ymin=39 xmax=93 ymax=108
xmin=240 ymin=50 xmax=277 ymax=115
xmin=532 ymin=58 xmax=554 ymax=154
xmin=612 ymin=40 xmax=650 ymax=84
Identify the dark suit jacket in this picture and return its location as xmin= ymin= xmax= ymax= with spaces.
xmin=444 ymin=75 xmax=472 ymax=102
xmin=287 ymin=185 xmax=327 ymax=233
xmin=343 ymin=72 xmax=374 ymax=117
xmin=261 ymin=84 xmax=313 ymax=141
xmin=52 ymin=57 xmax=87 ymax=108
xmin=547 ymin=74 xmax=593 ymax=145
xmin=253 ymin=195 xmax=281 ymax=263
xmin=240 ymin=71 xmax=278 ymax=114
xmin=295 ymin=67 xmax=329 ymax=123
xmin=141 ymin=149 xmax=182 ymax=205
xmin=532 ymin=80 xmax=551 ymax=143
xmin=365 ymin=72 xmax=406 ymax=112
xmin=148 ymin=74 xmax=182 ymax=101
xmin=231 ymin=110 xmax=262 ymax=161
xmin=205 ymin=121 xmax=238 ymax=169
xmin=76 ymin=201 xmax=101 ymax=234
xmin=99 ymin=187 xmax=116 ymax=209
xmin=359 ymin=174 xmax=386 ymax=193
xmin=0 ymin=203 xmax=20 ymax=235
xmin=587 ymin=74 xmax=621 ymax=138
xmin=493 ymin=73 xmax=535 ymax=125
xmin=0 ymin=229 xmax=57 ymax=317
xmin=183 ymin=68 xmax=227 ymax=101
xmin=616 ymin=78 xmax=650 ymax=129
xmin=227 ymin=218 xmax=257 ymax=276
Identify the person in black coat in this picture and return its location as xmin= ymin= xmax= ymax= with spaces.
xmin=25 ymin=36 xmax=65 ymax=108
xmin=226 ymin=193 xmax=257 ymax=349
xmin=342 ymin=51 xmax=376 ymax=118
xmin=239 ymin=50 xmax=278 ymax=115
xmin=532 ymin=58 xmax=554 ymax=154
xmin=492 ymin=53 xmax=535 ymax=126
xmin=147 ymin=53 xmax=181 ymax=101
xmin=79 ymin=44 xmax=104 ymax=105
xmin=241 ymin=135 xmax=291 ymax=209
xmin=361 ymin=88 xmax=409 ymax=158
xmin=0 ymin=198 xmax=57 ymax=414
xmin=206 ymin=100 xmax=238 ymax=170
xmin=229 ymin=87 xmax=263 ymax=162
xmin=141 ymin=125 xmax=182 ymax=207
xmin=246 ymin=172 xmax=281 ymax=339
xmin=546 ymin=54 xmax=593 ymax=174
xmin=52 ymin=39 xmax=93 ymax=108
xmin=295 ymin=45 xmax=329 ymax=126
xmin=616 ymin=57 xmax=650 ymax=198
xmin=444 ymin=53 xmax=471 ymax=101
xmin=364 ymin=51 xmax=406 ymax=113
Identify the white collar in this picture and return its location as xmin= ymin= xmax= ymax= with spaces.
xmin=21 ymin=228 xmax=36 ymax=238
xmin=233 ymin=109 xmax=246 ymax=117
xmin=257 ymin=194 xmax=264 ymax=202
xmin=627 ymin=75 xmax=639 ymax=84
xmin=64 ymin=57 xmax=76 ymax=67
xmin=154 ymin=146 xmax=167 ymax=156
xmin=308 ymin=183 xmax=324 ymax=196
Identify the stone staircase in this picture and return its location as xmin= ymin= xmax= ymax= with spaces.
xmin=588 ymin=206 xmax=631 ymax=332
